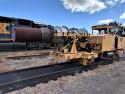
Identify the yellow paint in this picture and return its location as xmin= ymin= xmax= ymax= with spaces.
xmin=0 ymin=22 xmax=10 ymax=33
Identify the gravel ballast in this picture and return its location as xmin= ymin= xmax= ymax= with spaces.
xmin=7 ymin=57 xmax=125 ymax=94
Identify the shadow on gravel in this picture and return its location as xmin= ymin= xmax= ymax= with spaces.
xmin=99 ymin=59 xmax=113 ymax=65
xmin=83 ymin=59 xmax=113 ymax=72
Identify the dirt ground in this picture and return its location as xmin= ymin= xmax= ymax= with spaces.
xmin=7 ymin=56 xmax=125 ymax=94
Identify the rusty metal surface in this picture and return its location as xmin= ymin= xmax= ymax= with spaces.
xmin=13 ymin=27 xmax=42 ymax=42
xmin=12 ymin=27 xmax=54 ymax=43
xmin=40 ymin=27 xmax=54 ymax=42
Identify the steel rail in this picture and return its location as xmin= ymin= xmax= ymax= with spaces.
xmin=0 ymin=62 xmax=89 ymax=93
xmin=0 ymin=58 xmax=114 ymax=93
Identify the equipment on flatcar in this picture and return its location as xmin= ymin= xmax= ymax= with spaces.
xmin=51 ymin=24 xmax=125 ymax=65
xmin=0 ymin=16 xmax=125 ymax=64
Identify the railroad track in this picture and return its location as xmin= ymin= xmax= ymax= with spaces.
xmin=0 ymin=61 xmax=97 ymax=94
xmin=0 ymin=59 xmax=113 ymax=93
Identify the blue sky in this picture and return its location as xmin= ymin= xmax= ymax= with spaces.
xmin=0 ymin=0 xmax=125 ymax=31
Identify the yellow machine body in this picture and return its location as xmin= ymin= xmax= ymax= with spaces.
xmin=51 ymin=25 xmax=125 ymax=66
xmin=116 ymin=37 xmax=125 ymax=50
xmin=51 ymin=32 xmax=98 ymax=65
xmin=89 ymin=34 xmax=115 ymax=52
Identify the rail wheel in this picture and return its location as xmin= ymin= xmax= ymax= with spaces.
xmin=79 ymin=58 xmax=95 ymax=66
xmin=95 ymin=53 xmax=103 ymax=62
xmin=113 ymin=53 xmax=120 ymax=62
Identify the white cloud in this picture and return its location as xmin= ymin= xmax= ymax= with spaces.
xmin=120 ymin=12 xmax=125 ymax=19
xmin=106 ymin=0 xmax=125 ymax=6
xmin=106 ymin=0 xmax=116 ymax=6
xmin=120 ymin=0 xmax=125 ymax=3
xmin=98 ymin=19 xmax=113 ymax=24
xmin=61 ymin=0 xmax=125 ymax=14
xmin=61 ymin=0 xmax=106 ymax=14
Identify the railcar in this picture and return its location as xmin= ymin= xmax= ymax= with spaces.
xmin=51 ymin=24 xmax=125 ymax=65
xmin=0 ymin=16 xmax=54 ymax=49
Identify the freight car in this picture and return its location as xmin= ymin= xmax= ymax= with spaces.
xmin=11 ymin=26 xmax=88 ymax=49
xmin=0 ymin=16 xmax=36 ymax=43
xmin=51 ymin=23 xmax=125 ymax=65
xmin=1 ymin=16 xmax=125 ymax=54
xmin=0 ymin=16 xmax=90 ymax=50
xmin=0 ymin=16 xmax=15 ymax=42
xmin=0 ymin=16 xmax=55 ymax=49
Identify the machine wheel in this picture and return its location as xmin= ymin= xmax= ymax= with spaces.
xmin=79 ymin=58 xmax=95 ymax=66
xmin=114 ymin=53 xmax=120 ymax=62
xmin=95 ymin=54 xmax=102 ymax=62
